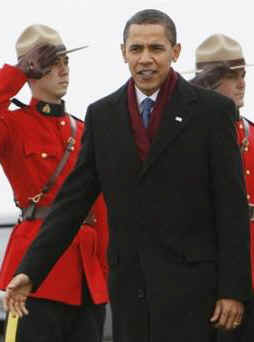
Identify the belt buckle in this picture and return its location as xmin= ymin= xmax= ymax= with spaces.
xmin=249 ymin=204 xmax=254 ymax=221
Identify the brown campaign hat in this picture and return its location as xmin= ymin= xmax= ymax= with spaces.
xmin=16 ymin=24 xmax=88 ymax=59
xmin=182 ymin=34 xmax=254 ymax=74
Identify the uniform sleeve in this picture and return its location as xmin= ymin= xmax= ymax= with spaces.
xmin=16 ymin=105 xmax=102 ymax=290
xmin=209 ymin=99 xmax=251 ymax=301
xmin=0 ymin=64 xmax=27 ymax=111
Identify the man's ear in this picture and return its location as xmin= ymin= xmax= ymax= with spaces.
xmin=121 ymin=44 xmax=127 ymax=63
xmin=172 ymin=43 xmax=181 ymax=63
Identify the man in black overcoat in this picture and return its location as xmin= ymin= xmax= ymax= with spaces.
xmin=3 ymin=9 xmax=252 ymax=342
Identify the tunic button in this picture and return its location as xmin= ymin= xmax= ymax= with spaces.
xmin=247 ymin=194 xmax=251 ymax=200
xmin=60 ymin=120 xmax=66 ymax=126
xmin=137 ymin=289 xmax=145 ymax=299
xmin=246 ymin=170 xmax=251 ymax=175
xmin=70 ymin=146 xmax=75 ymax=151
xmin=41 ymin=152 xmax=48 ymax=158
xmin=239 ymin=124 xmax=244 ymax=129
xmin=245 ymin=147 xmax=249 ymax=152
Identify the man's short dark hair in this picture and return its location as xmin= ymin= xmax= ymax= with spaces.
xmin=123 ymin=9 xmax=177 ymax=45
xmin=190 ymin=64 xmax=232 ymax=90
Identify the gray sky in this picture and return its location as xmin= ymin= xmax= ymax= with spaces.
xmin=0 ymin=0 xmax=253 ymax=216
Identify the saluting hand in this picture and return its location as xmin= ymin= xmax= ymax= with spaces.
xmin=17 ymin=43 xmax=59 ymax=79
xmin=3 ymin=273 xmax=32 ymax=317
xmin=210 ymin=298 xmax=244 ymax=330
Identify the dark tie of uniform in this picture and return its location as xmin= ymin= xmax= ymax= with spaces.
xmin=141 ymin=97 xmax=154 ymax=128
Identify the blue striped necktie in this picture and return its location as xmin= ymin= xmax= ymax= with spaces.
xmin=141 ymin=98 xmax=154 ymax=128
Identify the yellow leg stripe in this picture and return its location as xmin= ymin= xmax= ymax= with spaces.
xmin=5 ymin=314 xmax=19 ymax=342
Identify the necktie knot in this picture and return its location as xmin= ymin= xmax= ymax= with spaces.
xmin=141 ymin=97 xmax=154 ymax=128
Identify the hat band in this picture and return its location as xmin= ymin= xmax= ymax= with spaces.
xmin=196 ymin=58 xmax=246 ymax=71
xmin=17 ymin=44 xmax=67 ymax=60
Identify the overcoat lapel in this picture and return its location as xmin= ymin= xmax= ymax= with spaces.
xmin=141 ymin=77 xmax=198 ymax=177
xmin=110 ymin=84 xmax=142 ymax=170
xmin=108 ymin=78 xmax=198 ymax=178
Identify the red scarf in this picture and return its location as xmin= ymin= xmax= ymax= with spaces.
xmin=128 ymin=68 xmax=178 ymax=160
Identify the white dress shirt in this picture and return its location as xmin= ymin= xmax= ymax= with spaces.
xmin=135 ymin=87 xmax=159 ymax=113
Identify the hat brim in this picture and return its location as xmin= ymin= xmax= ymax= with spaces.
xmin=181 ymin=63 xmax=254 ymax=75
xmin=57 ymin=45 xmax=89 ymax=55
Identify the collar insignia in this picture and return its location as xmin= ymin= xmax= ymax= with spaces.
xmin=36 ymin=100 xmax=65 ymax=117
xmin=42 ymin=104 xmax=51 ymax=114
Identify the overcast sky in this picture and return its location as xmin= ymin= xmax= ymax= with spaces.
xmin=1 ymin=0 xmax=254 ymax=216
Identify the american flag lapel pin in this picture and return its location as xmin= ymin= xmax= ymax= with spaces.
xmin=175 ymin=116 xmax=183 ymax=122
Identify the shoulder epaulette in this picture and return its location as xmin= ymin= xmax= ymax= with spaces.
xmin=11 ymin=98 xmax=28 ymax=108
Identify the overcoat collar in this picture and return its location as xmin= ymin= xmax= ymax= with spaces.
xmin=109 ymin=74 xmax=198 ymax=178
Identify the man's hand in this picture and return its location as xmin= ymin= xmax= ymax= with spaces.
xmin=3 ymin=273 xmax=32 ymax=317
xmin=210 ymin=299 xmax=244 ymax=330
xmin=17 ymin=43 xmax=58 ymax=79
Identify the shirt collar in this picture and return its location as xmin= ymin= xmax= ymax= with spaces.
xmin=135 ymin=87 xmax=159 ymax=113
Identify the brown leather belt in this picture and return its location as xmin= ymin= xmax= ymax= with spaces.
xmin=19 ymin=206 xmax=96 ymax=226
xmin=19 ymin=206 xmax=51 ymax=222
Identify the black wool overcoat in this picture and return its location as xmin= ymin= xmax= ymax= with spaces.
xmin=18 ymin=76 xmax=251 ymax=342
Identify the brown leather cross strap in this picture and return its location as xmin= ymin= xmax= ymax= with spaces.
xmin=36 ymin=115 xmax=77 ymax=197
xmin=20 ymin=115 xmax=77 ymax=221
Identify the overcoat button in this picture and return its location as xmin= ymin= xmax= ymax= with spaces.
xmin=41 ymin=152 xmax=48 ymax=158
xmin=246 ymin=170 xmax=250 ymax=175
xmin=60 ymin=120 xmax=66 ymax=126
xmin=137 ymin=289 xmax=145 ymax=299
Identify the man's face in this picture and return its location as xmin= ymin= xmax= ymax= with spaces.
xmin=216 ymin=68 xmax=246 ymax=108
xmin=31 ymin=55 xmax=69 ymax=103
xmin=121 ymin=24 xmax=181 ymax=96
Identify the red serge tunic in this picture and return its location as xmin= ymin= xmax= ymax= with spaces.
xmin=0 ymin=64 xmax=108 ymax=305
xmin=236 ymin=118 xmax=254 ymax=288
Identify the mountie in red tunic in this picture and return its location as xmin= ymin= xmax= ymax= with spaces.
xmin=0 ymin=64 xmax=109 ymax=305
xmin=236 ymin=116 xmax=254 ymax=288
